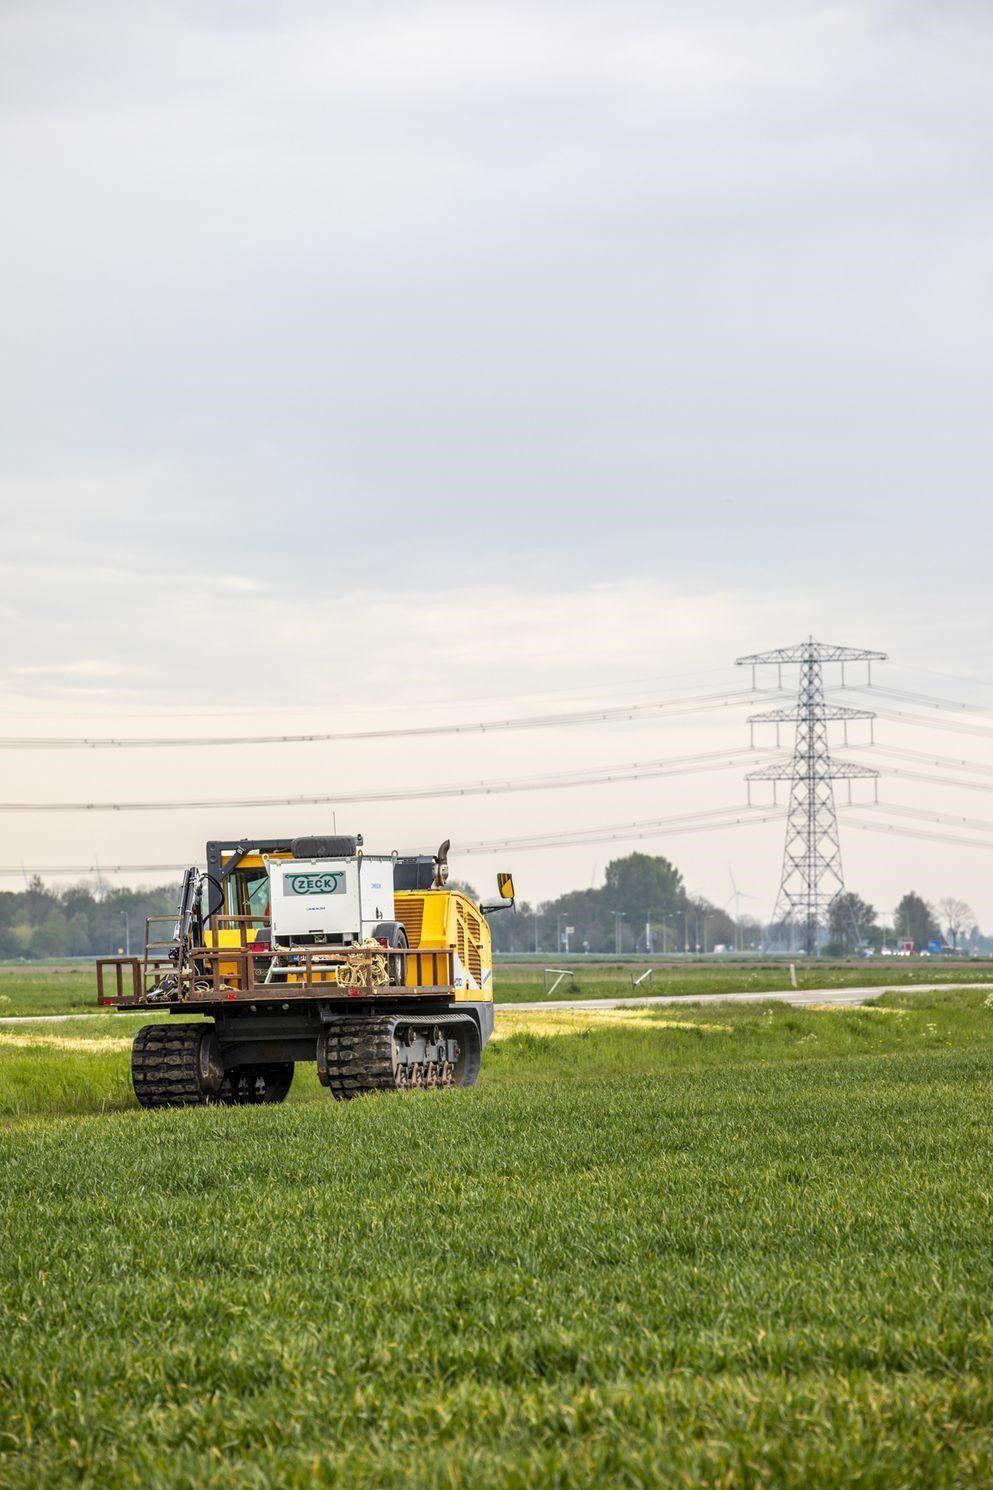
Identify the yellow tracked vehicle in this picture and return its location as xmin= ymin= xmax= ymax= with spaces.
xmin=97 ymin=835 xmax=514 ymax=1107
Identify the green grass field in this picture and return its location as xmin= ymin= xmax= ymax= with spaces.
xmin=2 ymin=958 xmax=992 ymax=1018
xmin=493 ymin=956 xmax=993 ymax=1003
xmin=2 ymin=988 xmax=993 ymax=1486
xmin=0 ymin=967 xmax=101 ymax=1018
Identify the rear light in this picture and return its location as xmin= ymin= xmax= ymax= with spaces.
xmin=253 ymin=938 xmax=271 ymax=953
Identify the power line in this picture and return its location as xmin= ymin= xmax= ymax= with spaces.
xmin=455 ymin=807 xmax=786 ymax=855
xmin=871 ymin=708 xmax=993 ymax=740
xmin=856 ymin=743 xmax=993 ymax=779
xmin=872 ymin=766 xmax=993 ymax=795
xmin=834 ymin=683 xmax=993 ymax=738
xmin=842 ymin=816 xmax=993 ymax=854
xmin=459 ymin=802 xmax=771 ymax=848
xmin=9 ymin=794 xmax=990 ymax=877
xmin=886 ymin=662 xmax=993 ymax=692
xmin=854 ymin=801 xmax=993 ymax=835
xmin=19 ymin=795 xmax=993 ymax=875
xmin=0 ymin=805 xmax=788 ymax=876
xmin=0 ymin=744 xmax=774 ymax=813
xmin=0 ymin=663 xmax=744 ymax=720
xmin=841 ymin=683 xmax=993 ymax=714
xmin=0 ymin=688 xmax=781 ymax=750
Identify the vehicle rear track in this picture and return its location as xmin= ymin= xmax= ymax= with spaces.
xmin=132 ymin=1024 xmax=208 ymax=1108
xmin=132 ymin=1023 xmax=294 ymax=1108
xmin=317 ymin=1013 xmax=480 ymax=1099
xmin=318 ymin=1015 xmax=398 ymax=1098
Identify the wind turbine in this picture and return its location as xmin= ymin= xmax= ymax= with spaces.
xmin=725 ymin=866 xmax=758 ymax=952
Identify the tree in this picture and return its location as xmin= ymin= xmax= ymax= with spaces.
xmin=603 ymin=853 xmax=684 ymax=927
xmin=489 ymin=898 xmax=543 ymax=955
xmin=547 ymin=887 xmax=610 ymax=953
xmin=937 ymin=898 xmax=975 ymax=950
xmin=828 ymin=892 xmax=877 ymax=953
xmin=34 ymin=909 xmax=69 ymax=957
xmin=22 ymin=875 xmax=57 ymax=926
xmin=894 ymin=892 xmax=940 ymax=950
xmin=66 ymin=912 xmax=92 ymax=956
xmin=489 ymin=852 xmax=689 ymax=955
xmin=4 ymin=922 xmax=35 ymax=957
xmin=0 ymin=880 xmax=180 ymax=959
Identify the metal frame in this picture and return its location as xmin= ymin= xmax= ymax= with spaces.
xmin=543 ymin=967 xmax=572 ymax=997
xmin=97 ymin=910 xmax=456 ymax=1010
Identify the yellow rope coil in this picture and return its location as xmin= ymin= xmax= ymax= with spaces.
xmin=334 ymin=940 xmax=390 ymax=988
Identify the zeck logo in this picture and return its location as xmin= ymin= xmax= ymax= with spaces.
xmin=284 ymin=872 xmax=346 ymax=897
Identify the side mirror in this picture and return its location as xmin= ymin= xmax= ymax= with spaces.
xmin=481 ymin=871 xmax=516 ymax=917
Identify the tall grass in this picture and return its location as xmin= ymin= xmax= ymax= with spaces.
xmin=1 ymin=990 xmax=992 ymax=1485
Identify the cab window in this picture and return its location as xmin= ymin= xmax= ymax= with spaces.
xmin=245 ymin=872 xmax=270 ymax=920
xmin=223 ymin=868 xmax=271 ymax=920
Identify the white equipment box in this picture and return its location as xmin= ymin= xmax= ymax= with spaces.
xmin=266 ymin=855 xmax=395 ymax=944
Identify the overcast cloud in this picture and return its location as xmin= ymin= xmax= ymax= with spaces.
xmin=1 ymin=1 xmax=991 ymax=918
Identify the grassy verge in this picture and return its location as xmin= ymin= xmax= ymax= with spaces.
xmin=2 ymin=961 xmax=992 ymax=1018
xmin=493 ymin=958 xmax=993 ymax=1002
xmin=0 ymin=968 xmax=99 ymax=1018
xmin=1 ymin=990 xmax=993 ymax=1485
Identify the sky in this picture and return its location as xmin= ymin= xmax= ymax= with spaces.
xmin=1 ymin=0 xmax=992 ymax=927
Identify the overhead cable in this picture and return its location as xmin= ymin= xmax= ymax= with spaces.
xmin=842 ymin=817 xmax=993 ymax=854
xmin=851 ymin=800 xmax=993 ymax=835
xmin=0 ymin=805 xmax=788 ymax=874
xmin=855 ymin=743 xmax=993 ymax=778
xmin=0 ymin=689 xmax=781 ymax=750
xmin=454 ymin=806 xmax=785 ymax=855
xmin=841 ymin=683 xmax=993 ymax=714
xmin=871 ymin=709 xmax=993 ymax=740
xmin=0 ymin=745 xmax=774 ymax=813
xmin=0 ymin=663 xmax=746 ymax=720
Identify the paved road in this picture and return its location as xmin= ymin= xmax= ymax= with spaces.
xmin=504 ymin=982 xmax=993 ymax=1013
xmin=2 ymin=981 xmax=992 ymax=1026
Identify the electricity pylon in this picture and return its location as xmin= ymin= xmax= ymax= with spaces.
xmin=736 ymin=638 xmax=887 ymax=953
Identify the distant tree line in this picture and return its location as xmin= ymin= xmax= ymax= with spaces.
xmin=0 ymin=862 xmax=984 ymax=961
xmin=491 ymin=859 xmax=985 ymax=957
xmin=0 ymin=877 xmax=179 ymax=959
xmin=488 ymin=852 xmax=740 ymax=955
xmin=823 ymin=890 xmax=981 ymax=955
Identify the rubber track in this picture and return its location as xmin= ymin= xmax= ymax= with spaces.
xmin=319 ymin=1015 xmax=399 ymax=1100
xmin=132 ymin=1023 xmax=209 ymax=1109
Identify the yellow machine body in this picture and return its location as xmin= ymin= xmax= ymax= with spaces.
xmin=206 ymin=852 xmax=494 ymax=1000
xmin=394 ymin=889 xmax=493 ymax=1000
xmin=100 ymin=837 xmax=512 ymax=1107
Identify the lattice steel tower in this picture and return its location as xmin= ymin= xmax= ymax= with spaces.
xmin=736 ymin=639 xmax=887 ymax=953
